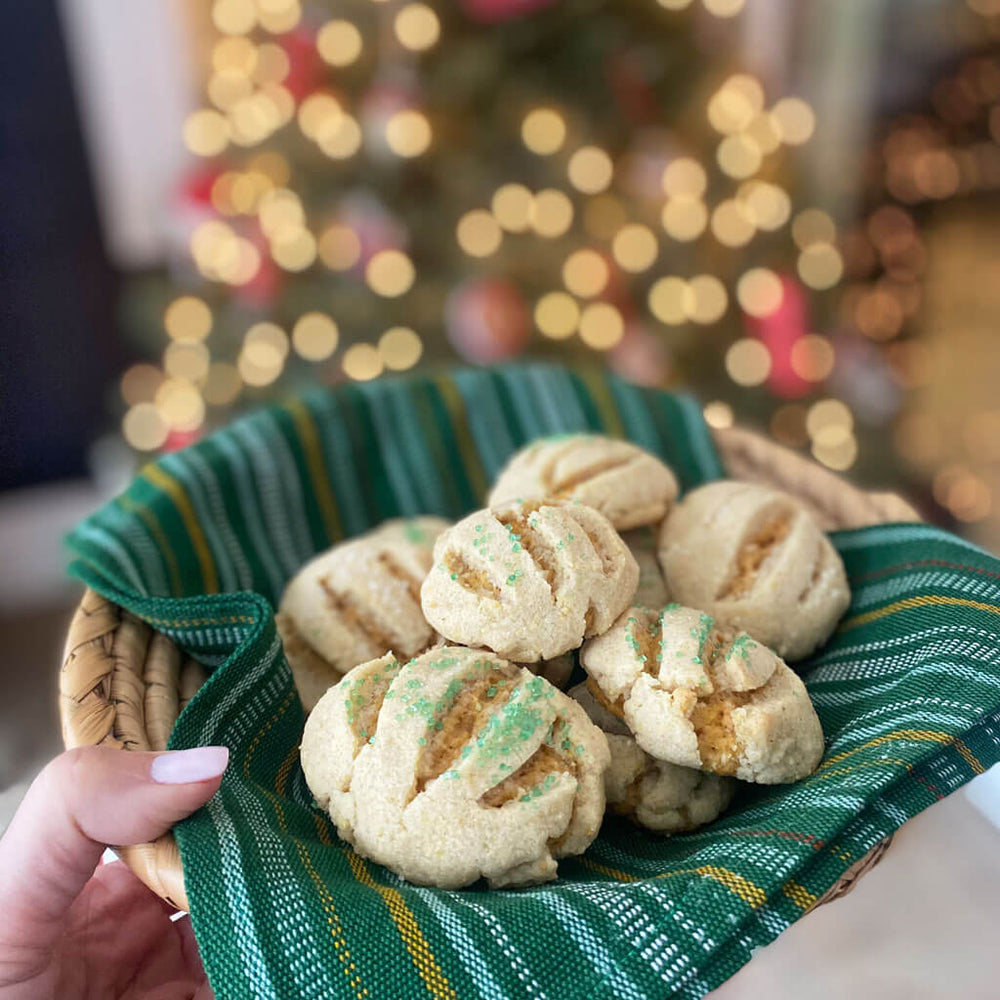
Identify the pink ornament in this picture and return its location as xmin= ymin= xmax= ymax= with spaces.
xmin=459 ymin=0 xmax=559 ymax=25
xmin=445 ymin=279 xmax=530 ymax=363
xmin=282 ymin=29 xmax=325 ymax=101
xmin=746 ymin=274 xmax=810 ymax=399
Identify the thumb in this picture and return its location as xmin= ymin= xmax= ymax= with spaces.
xmin=0 ymin=744 xmax=228 ymax=960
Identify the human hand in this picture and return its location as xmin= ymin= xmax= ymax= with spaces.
xmin=0 ymin=744 xmax=229 ymax=999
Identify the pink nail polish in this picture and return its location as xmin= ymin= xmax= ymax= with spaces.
xmin=150 ymin=746 xmax=230 ymax=784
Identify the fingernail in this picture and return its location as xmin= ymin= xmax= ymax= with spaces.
xmin=151 ymin=746 xmax=230 ymax=785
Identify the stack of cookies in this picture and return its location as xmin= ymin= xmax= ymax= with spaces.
xmin=282 ymin=434 xmax=851 ymax=889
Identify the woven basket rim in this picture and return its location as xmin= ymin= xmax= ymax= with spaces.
xmin=59 ymin=423 xmax=919 ymax=913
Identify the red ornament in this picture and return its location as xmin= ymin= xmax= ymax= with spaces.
xmin=445 ymin=279 xmax=530 ymax=363
xmin=746 ymin=274 xmax=810 ymax=399
xmin=459 ymin=0 xmax=559 ymax=25
xmin=281 ymin=29 xmax=325 ymax=101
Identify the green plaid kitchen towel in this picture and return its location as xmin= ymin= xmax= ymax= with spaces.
xmin=67 ymin=363 xmax=1000 ymax=1000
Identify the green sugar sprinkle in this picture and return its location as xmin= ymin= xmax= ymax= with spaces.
xmin=475 ymin=524 xmax=483 ymax=532
xmin=417 ymin=737 xmax=426 ymax=746
xmin=403 ymin=523 xmax=429 ymax=544
xmin=727 ymin=632 xmax=756 ymax=663
xmin=445 ymin=770 xmax=460 ymax=780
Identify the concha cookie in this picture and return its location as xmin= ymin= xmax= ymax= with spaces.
xmin=488 ymin=434 xmax=679 ymax=531
xmin=277 ymin=516 xmax=449 ymax=712
xmin=621 ymin=527 xmax=671 ymax=609
xmin=421 ymin=500 xmax=638 ymax=662
xmin=657 ymin=481 xmax=850 ymax=661
xmin=569 ymin=683 xmax=734 ymax=833
xmin=580 ymin=605 xmax=824 ymax=784
xmin=301 ymin=646 xmax=611 ymax=889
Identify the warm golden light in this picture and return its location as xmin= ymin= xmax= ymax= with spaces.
xmin=725 ymin=338 xmax=771 ymax=386
xmin=568 ymin=147 xmax=614 ymax=194
xmin=164 ymin=296 xmax=212 ymax=342
xmin=534 ymin=292 xmax=580 ymax=340
xmin=183 ymin=109 xmax=229 ymax=157
xmin=703 ymin=0 xmax=746 ymax=17
xmin=792 ymin=208 xmax=836 ymax=249
xmin=661 ymin=198 xmax=708 ymax=241
xmin=773 ymin=97 xmax=816 ymax=145
xmin=717 ymin=133 xmax=762 ymax=178
xmin=208 ymin=70 xmax=254 ymax=112
xmin=746 ymin=112 xmax=782 ymax=154
xmin=244 ymin=321 xmax=289 ymax=361
xmin=703 ymin=401 xmax=734 ymax=429
xmin=212 ymin=0 xmax=256 ymax=36
xmin=253 ymin=43 xmax=290 ymax=84
xmin=456 ymin=210 xmax=502 ymax=257
xmin=737 ymin=268 xmax=783 ymax=317
xmin=378 ymin=327 xmax=423 ymax=370
xmin=649 ymin=277 xmax=688 ymax=325
xmin=121 ymin=364 xmax=164 ymax=407
xmin=257 ymin=0 xmax=302 ymax=34
xmin=155 ymin=378 xmax=206 ymax=431
xmin=790 ymin=334 xmax=835 ymax=382
xmin=806 ymin=398 xmax=853 ymax=439
xmin=521 ymin=109 xmax=566 ymax=155
xmin=579 ymin=302 xmax=624 ymax=350
xmin=212 ymin=36 xmax=257 ymax=75
xmin=316 ymin=20 xmax=363 ymax=67
xmin=685 ymin=275 xmax=728 ymax=324
xmin=123 ymin=403 xmax=169 ymax=451
xmin=365 ymin=249 xmax=416 ymax=297
xmin=798 ymin=243 xmax=843 ymax=290
xmin=317 ymin=114 xmax=362 ymax=159
xmin=530 ymin=189 xmax=574 ymax=237
xmin=741 ymin=182 xmax=791 ymax=231
xmin=662 ymin=157 xmax=708 ymax=197
xmin=811 ymin=433 xmax=857 ymax=471
xmin=238 ymin=348 xmax=283 ymax=387
xmin=258 ymin=188 xmax=305 ymax=240
xmin=385 ymin=110 xmax=432 ymax=157
xmin=164 ymin=341 xmax=210 ymax=383
xmin=271 ymin=229 xmax=317 ymax=271
xmin=297 ymin=93 xmax=341 ymax=140
xmin=203 ymin=362 xmax=242 ymax=405
xmin=394 ymin=4 xmax=440 ymax=51
xmin=318 ymin=225 xmax=362 ymax=271
xmin=711 ymin=199 xmax=756 ymax=247
xmin=562 ymin=249 xmax=609 ymax=298
xmin=612 ymin=224 xmax=658 ymax=272
xmin=293 ymin=312 xmax=339 ymax=361
xmin=492 ymin=184 xmax=533 ymax=233
xmin=657 ymin=0 xmax=693 ymax=8
xmin=342 ymin=343 xmax=384 ymax=381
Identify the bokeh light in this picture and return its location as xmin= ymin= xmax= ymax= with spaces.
xmin=183 ymin=110 xmax=229 ymax=157
xmin=271 ymin=228 xmax=317 ymax=271
xmin=725 ymin=339 xmax=771 ymax=386
xmin=316 ymin=20 xmax=363 ymax=67
xmin=789 ymin=334 xmax=836 ymax=381
xmin=164 ymin=341 xmax=211 ymax=383
xmin=492 ymin=184 xmax=533 ymax=233
xmin=703 ymin=0 xmax=746 ymax=17
xmin=772 ymin=97 xmax=816 ymax=145
xmin=120 ymin=364 xmax=164 ymax=407
xmin=798 ymin=243 xmax=844 ymax=289
xmin=342 ymin=343 xmax=384 ymax=381
xmin=661 ymin=198 xmax=708 ymax=241
xmin=612 ymin=224 xmax=658 ymax=272
xmin=649 ymin=277 xmax=688 ymax=325
xmin=378 ymin=327 xmax=423 ymax=370
xmin=562 ymin=249 xmax=609 ymax=297
xmin=662 ymin=157 xmax=707 ymax=197
xmin=717 ymin=133 xmax=762 ymax=178
xmin=385 ymin=110 xmax=432 ymax=157
xmin=155 ymin=378 xmax=206 ymax=431
xmin=711 ymin=199 xmax=756 ymax=247
xmin=685 ymin=274 xmax=728 ymax=323
xmin=737 ymin=268 xmax=784 ymax=317
xmin=792 ymin=208 xmax=837 ymax=249
xmin=703 ymin=401 xmax=734 ymax=429
xmin=212 ymin=0 xmax=257 ymax=36
xmin=365 ymin=249 xmax=416 ymax=296
xmin=568 ymin=147 xmax=614 ymax=194
xmin=292 ymin=312 xmax=339 ymax=361
xmin=164 ymin=297 xmax=212 ymax=342
xmin=395 ymin=4 xmax=440 ymax=51
xmin=123 ymin=403 xmax=169 ymax=452
xmin=535 ymin=292 xmax=580 ymax=339
xmin=522 ymin=109 xmax=566 ymax=155
xmin=456 ymin=210 xmax=503 ymax=257
xmin=317 ymin=114 xmax=362 ymax=159
xmin=578 ymin=302 xmax=625 ymax=350
xmin=530 ymin=189 xmax=574 ymax=237
xmin=318 ymin=225 xmax=362 ymax=271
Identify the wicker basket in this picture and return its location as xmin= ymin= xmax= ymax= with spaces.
xmin=59 ymin=425 xmax=917 ymax=913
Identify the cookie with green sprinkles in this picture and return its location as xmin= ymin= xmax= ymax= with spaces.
xmin=580 ymin=604 xmax=824 ymax=784
xmin=277 ymin=516 xmax=450 ymax=712
xmin=301 ymin=645 xmax=611 ymax=889
xmin=421 ymin=499 xmax=638 ymax=661
xmin=488 ymin=434 xmax=678 ymax=531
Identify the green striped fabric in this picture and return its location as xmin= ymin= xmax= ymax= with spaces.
xmin=67 ymin=363 xmax=1000 ymax=1000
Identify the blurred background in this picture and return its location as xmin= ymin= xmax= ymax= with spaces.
xmin=1 ymin=1 xmax=1000 ymax=992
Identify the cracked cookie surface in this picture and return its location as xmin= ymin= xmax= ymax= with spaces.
xmin=278 ymin=516 xmax=449 ymax=712
xmin=488 ymin=434 xmax=679 ymax=531
xmin=421 ymin=500 xmax=638 ymax=662
xmin=657 ymin=481 xmax=850 ymax=661
xmin=580 ymin=605 xmax=824 ymax=784
xmin=301 ymin=646 xmax=610 ymax=888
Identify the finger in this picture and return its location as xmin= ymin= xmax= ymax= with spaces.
xmin=0 ymin=744 xmax=228 ymax=967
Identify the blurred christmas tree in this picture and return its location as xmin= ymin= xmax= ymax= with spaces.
xmin=120 ymin=0 xmax=851 ymax=471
